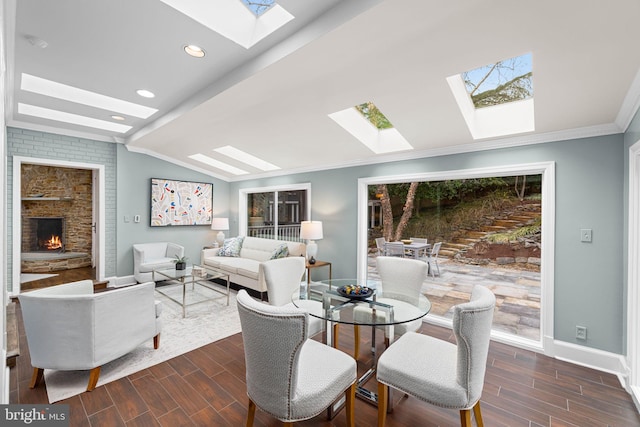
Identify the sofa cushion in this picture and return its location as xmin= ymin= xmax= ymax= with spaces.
xmin=214 ymin=257 xmax=260 ymax=280
xmin=219 ymin=236 xmax=244 ymax=257
xmin=270 ymin=243 xmax=290 ymax=260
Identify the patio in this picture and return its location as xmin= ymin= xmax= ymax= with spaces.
xmin=367 ymin=255 xmax=541 ymax=341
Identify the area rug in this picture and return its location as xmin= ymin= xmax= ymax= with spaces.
xmin=44 ymin=284 xmax=240 ymax=403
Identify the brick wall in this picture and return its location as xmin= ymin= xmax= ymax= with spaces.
xmin=6 ymin=127 xmax=117 ymax=291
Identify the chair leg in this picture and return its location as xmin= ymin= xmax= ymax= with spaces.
xmin=377 ymin=382 xmax=388 ymax=427
xmin=472 ymin=401 xmax=484 ymax=427
xmin=87 ymin=366 xmax=101 ymax=391
xmin=333 ymin=323 xmax=340 ymax=349
xmin=345 ymin=382 xmax=356 ymax=427
xmin=353 ymin=325 xmax=360 ymax=359
xmin=246 ymin=399 xmax=256 ymax=427
xmin=460 ymin=408 xmax=472 ymax=427
xmin=154 ymin=333 xmax=160 ymax=349
xmin=30 ymin=368 xmax=44 ymax=388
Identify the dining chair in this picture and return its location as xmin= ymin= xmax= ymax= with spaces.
xmin=261 ymin=256 xmax=341 ymax=344
xmin=236 ymin=290 xmax=357 ymax=427
xmin=375 ymin=237 xmax=387 ymax=256
xmin=376 ymin=285 xmax=495 ymax=427
xmin=384 ymin=241 xmax=405 ymax=258
xmin=427 ymin=242 xmax=442 ymax=277
xmin=352 ymin=256 xmax=428 ymax=358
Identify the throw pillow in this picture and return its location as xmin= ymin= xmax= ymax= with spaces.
xmin=270 ymin=243 xmax=289 ymax=260
xmin=219 ymin=236 xmax=244 ymax=257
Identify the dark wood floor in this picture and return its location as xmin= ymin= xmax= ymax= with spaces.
xmin=10 ymin=293 xmax=640 ymax=427
xmin=20 ymin=266 xmax=96 ymax=291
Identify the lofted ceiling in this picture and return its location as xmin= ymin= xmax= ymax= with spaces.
xmin=5 ymin=0 xmax=640 ymax=181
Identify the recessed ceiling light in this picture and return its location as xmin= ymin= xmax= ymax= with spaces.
xmin=111 ymin=115 xmax=125 ymax=121
xmin=136 ymin=89 xmax=155 ymax=98
xmin=21 ymin=74 xmax=158 ymax=119
xmin=184 ymin=45 xmax=205 ymax=58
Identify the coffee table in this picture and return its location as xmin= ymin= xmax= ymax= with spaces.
xmin=153 ymin=264 xmax=230 ymax=317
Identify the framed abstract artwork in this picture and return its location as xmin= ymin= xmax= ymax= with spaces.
xmin=150 ymin=178 xmax=213 ymax=226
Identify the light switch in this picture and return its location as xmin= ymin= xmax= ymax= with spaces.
xmin=124 ymin=215 xmax=130 ymax=223
xmin=134 ymin=215 xmax=141 ymax=223
xmin=580 ymin=228 xmax=592 ymax=242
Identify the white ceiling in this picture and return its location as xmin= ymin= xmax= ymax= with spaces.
xmin=6 ymin=0 xmax=640 ymax=181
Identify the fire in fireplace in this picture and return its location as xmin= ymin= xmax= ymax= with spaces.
xmin=26 ymin=217 xmax=65 ymax=252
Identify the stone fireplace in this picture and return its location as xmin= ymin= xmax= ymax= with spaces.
xmin=21 ymin=164 xmax=93 ymax=273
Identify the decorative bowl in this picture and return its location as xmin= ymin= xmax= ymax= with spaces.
xmin=337 ymin=285 xmax=373 ymax=300
xmin=401 ymin=239 xmax=413 ymax=245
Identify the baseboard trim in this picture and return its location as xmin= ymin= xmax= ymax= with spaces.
xmin=553 ymin=339 xmax=628 ymax=387
xmin=423 ymin=317 xmax=628 ymax=387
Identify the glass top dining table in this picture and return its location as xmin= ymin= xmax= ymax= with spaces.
xmin=293 ymin=278 xmax=431 ymax=328
xmin=292 ymin=278 xmax=431 ymax=413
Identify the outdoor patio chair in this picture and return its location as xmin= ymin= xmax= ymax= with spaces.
xmin=427 ymin=242 xmax=442 ymax=277
xmin=375 ymin=237 xmax=387 ymax=256
xmin=385 ymin=241 xmax=405 ymax=258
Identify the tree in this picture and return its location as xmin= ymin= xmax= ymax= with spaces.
xmin=377 ymin=182 xmax=419 ymax=241
xmin=463 ymin=55 xmax=532 ymax=109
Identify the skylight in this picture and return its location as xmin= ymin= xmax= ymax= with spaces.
xmin=21 ymin=74 xmax=158 ymax=119
xmin=447 ymin=53 xmax=535 ymax=140
xmin=189 ymin=153 xmax=249 ymax=175
xmin=214 ymin=145 xmax=280 ymax=171
xmin=241 ymin=0 xmax=276 ymax=16
xmin=160 ymin=0 xmax=293 ymax=49
xmin=463 ymin=53 xmax=533 ymax=109
xmin=355 ymin=102 xmax=393 ymax=130
xmin=329 ymin=102 xmax=412 ymax=154
xmin=18 ymin=103 xmax=132 ymax=133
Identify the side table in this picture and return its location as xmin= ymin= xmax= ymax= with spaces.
xmin=305 ymin=260 xmax=331 ymax=295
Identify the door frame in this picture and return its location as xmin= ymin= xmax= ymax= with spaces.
xmin=11 ymin=156 xmax=105 ymax=296
xmin=627 ymin=140 xmax=640 ymax=406
xmin=357 ymin=161 xmax=556 ymax=353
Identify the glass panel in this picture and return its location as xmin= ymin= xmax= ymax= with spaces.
xmin=246 ymin=189 xmax=308 ymax=241
xmin=277 ymin=190 xmax=307 ymax=241
xmin=247 ymin=192 xmax=274 ymax=238
xmin=240 ymin=0 xmax=276 ymax=16
xmin=367 ymin=174 xmax=542 ymax=341
xmin=463 ymin=53 xmax=533 ymax=109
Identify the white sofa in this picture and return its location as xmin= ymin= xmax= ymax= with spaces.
xmin=18 ymin=280 xmax=162 ymax=391
xmin=201 ymin=236 xmax=306 ymax=294
xmin=133 ymin=242 xmax=185 ymax=283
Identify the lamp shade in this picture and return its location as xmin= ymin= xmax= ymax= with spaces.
xmin=211 ymin=217 xmax=229 ymax=231
xmin=300 ymin=221 xmax=323 ymax=240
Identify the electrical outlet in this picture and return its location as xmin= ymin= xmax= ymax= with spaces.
xmin=580 ymin=228 xmax=592 ymax=242
xmin=576 ymin=325 xmax=587 ymax=340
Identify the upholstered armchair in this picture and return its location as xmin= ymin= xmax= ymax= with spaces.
xmin=353 ymin=256 xmax=428 ymax=358
xmin=236 ymin=290 xmax=357 ymax=426
xmin=19 ymin=280 xmax=162 ymax=392
xmin=376 ymin=285 xmax=496 ymax=427
xmin=133 ymin=242 xmax=184 ymax=283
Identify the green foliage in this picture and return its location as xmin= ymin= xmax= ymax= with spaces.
xmin=355 ymin=102 xmax=393 ymax=130
xmin=486 ymin=218 xmax=541 ymax=244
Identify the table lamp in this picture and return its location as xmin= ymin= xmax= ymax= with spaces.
xmin=300 ymin=220 xmax=323 ymax=263
xmin=211 ymin=217 xmax=229 ymax=247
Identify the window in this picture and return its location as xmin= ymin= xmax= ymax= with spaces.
xmin=240 ymin=183 xmax=311 ymax=241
